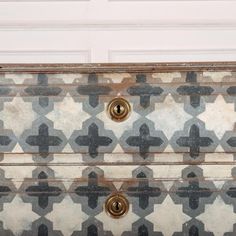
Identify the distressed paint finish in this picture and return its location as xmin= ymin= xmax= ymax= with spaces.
xmin=0 ymin=63 xmax=235 ymax=235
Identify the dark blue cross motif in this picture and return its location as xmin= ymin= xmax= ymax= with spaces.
xmin=21 ymin=219 xmax=63 ymax=236
xmin=175 ymin=172 xmax=212 ymax=210
xmin=0 ymin=135 xmax=12 ymax=147
xmin=122 ymin=219 xmax=163 ymax=236
xmin=37 ymin=224 xmax=48 ymax=236
xmin=226 ymin=137 xmax=236 ymax=148
xmin=177 ymin=72 xmax=214 ymax=108
xmin=127 ymin=74 xmax=163 ymax=108
xmin=72 ymin=221 xmax=114 ymax=236
xmin=74 ymin=171 xmax=111 ymax=209
xmin=126 ymin=123 xmax=163 ymax=159
xmin=75 ymin=123 xmax=112 ymax=158
xmin=0 ymin=185 xmax=11 ymax=198
xmin=173 ymin=220 xmax=214 ymax=236
xmin=34 ymin=224 xmax=62 ymax=236
xmin=0 ymin=182 xmax=11 ymax=199
xmin=0 ymin=87 xmax=11 ymax=96
xmin=188 ymin=226 xmax=199 ymax=236
xmin=226 ymin=186 xmax=236 ymax=198
xmin=87 ymin=225 xmax=98 ymax=236
xmin=136 ymin=224 xmax=163 ymax=236
xmin=25 ymin=171 xmax=62 ymax=209
xmin=25 ymin=123 xmax=62 ymax=157
xmin=176 ymin=124 xmax=213 ymax=159
xmin=24 ymin=74 xmax=62 ymax=107
xmin=138 ymin=225 xmax=150 ymax=236
xmin=127 ymin=172 xmax=161 ymax=209
xmin=227 ymin=86 xmax=236 ymax=97
xmin=174 ymin=225 xmax=209 ymax=236
xmin=226 ymin=87 xmax=236 ymax=118
xmin=77 ymin=73 xmax=112 ymax=108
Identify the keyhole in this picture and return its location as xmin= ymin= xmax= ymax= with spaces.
xmin=107 ymin=98 xmax=131 ymax=122
xmin=116 ymin=105 xmax=121 ymax=114
xmin=115 ymin=201 xmax=120 ymax=211
xmin=114 ymin=104 xmax=125 ymax=116
xmin=111 ymin=200 xmax=123 ymax=214
xmin=105 ymin=194 xmax=129 ymax=218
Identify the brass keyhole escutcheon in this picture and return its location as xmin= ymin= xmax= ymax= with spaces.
xmin=105 ymin=194 xmax=129 ymax=218
xmin=107 ymin=98 xmax=131 ymax=122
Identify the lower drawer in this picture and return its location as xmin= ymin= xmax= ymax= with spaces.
xmin=0 ymin=157 xmax=235 ymax=236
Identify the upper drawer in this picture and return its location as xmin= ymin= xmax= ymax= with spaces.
xmin=0 ymin=63 xmax=236 ymax=163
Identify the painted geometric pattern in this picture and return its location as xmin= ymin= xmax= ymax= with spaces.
xmin=0 ymin=71 xmax=236 ymax=235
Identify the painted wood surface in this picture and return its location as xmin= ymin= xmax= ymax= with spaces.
xmin=0 ymin=63 xmax=235 ymax=235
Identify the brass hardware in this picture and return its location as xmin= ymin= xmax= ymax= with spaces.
xmin=107 ymin=98 xmax=131 ymax=122
xmin=105 ymin=194 xmax=129 ymax=218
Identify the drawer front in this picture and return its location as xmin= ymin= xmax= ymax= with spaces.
xmin=2 ymin=70 xmax=236 ymax=158
xmin=0 ymin=63 xmax=236 ymax=235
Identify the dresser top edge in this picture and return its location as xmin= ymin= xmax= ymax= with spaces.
xmin=1 ymin=62 xmax=236 ymax=73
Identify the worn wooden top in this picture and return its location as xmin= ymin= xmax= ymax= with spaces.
xmin=1 ymin=62 xmax=236 ymax=73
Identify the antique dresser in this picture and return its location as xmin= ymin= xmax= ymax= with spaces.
xmin=0 ymin=62 xmax=236 ymax=236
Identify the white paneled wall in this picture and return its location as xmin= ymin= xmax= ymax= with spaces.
xmin=0 ymin=0 xmax=235 ymax=63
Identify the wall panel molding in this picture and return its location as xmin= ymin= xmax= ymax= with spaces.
xmin=0 ymin=50 xmax=91 ymax=63
xmin=0 ymin=21 xmax=236 ymax=31
xmin=0 ymin=29 xmax=236 ymax=62
xmin=0 ymin=1 xmax=235 ymax=63
xmin=109 ymin=49 xmax=236 ymax=62
xmin=0 ymin=2 xmax=236 ymax=31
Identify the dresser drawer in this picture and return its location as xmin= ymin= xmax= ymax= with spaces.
xmin=0 ymin=63 xmax=236 ymax=235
